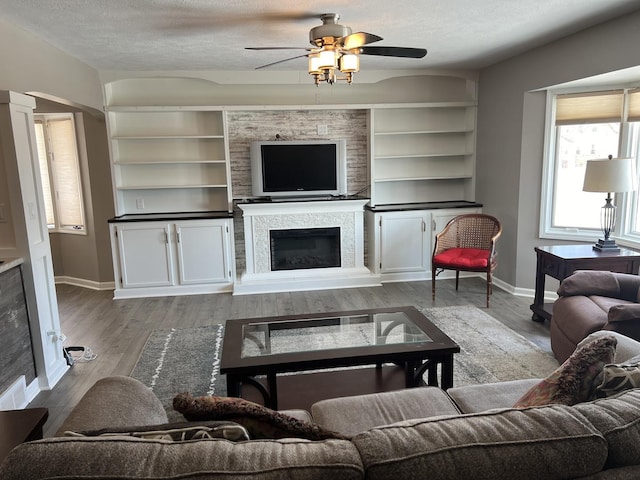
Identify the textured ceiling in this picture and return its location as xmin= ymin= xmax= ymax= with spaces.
xmin=1 ymin=0 xmax=640 ymax=72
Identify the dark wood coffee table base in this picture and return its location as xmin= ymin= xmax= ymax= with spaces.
xmin=239 ymin=366 xmax=411 ymax=411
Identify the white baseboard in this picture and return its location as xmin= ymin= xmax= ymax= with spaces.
xmin=492 ymin=277 xmax=558 ymax=302
xmin=54 ymin=276 xmax=115 ymax=291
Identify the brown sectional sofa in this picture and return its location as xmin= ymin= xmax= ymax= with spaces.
xmin=551 ymin=271 xmax=640 ymax=363
xmin=2 ymin=331 xmax=640 ymax=479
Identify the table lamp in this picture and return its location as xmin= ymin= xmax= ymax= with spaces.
xmin=583 ymin=155 xmax=637 ymax=252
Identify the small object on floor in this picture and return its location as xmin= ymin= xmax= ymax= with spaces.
xmin=64 ymin=346 xmax=98 ymax=365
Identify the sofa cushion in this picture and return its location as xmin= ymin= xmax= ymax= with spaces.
xmin=573 ymin=389 xmax=640 ymax=469
xmin=447 ymin=378 xmax=540 ymax=413
xmin=514 ymin=335 xmax=616 ymax=408
xmin=433 ymin=247 xmax=489 ymax=268
xmin=173 ymin=393 xmax=347 ymax=440
xmin=0 ymin=437 xmax=364 ymax=480
xmin=311 ymin=387 xmax=461 ymax=436
xmin=352 ymin=405 xmax=607 ymax=480
xmin=56 ymin=376 xmax=169 ymax=435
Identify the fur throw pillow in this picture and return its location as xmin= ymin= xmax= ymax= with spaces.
xmin=173 ymin=393 xmax=348 ymax=440
xmin=513 ymin=335 xmax=617 ymax=408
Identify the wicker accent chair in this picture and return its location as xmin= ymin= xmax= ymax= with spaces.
xmin=431 ymin=214 xmax=502 ymax=307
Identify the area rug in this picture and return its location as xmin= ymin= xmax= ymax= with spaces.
xmin=131 ymin=306 xmax=558 ymax=418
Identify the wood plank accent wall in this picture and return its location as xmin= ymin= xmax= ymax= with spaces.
xmin=0 ymin=266 xmax=36 ymax=393
xmin=227 ymin=109 xmax=369 ymax=274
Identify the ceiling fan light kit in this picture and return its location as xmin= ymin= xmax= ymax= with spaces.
xmin=247 ymin=13 xmax=426 ymax=86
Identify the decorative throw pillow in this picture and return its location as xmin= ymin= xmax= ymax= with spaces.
xmin=513 ymin=335 xmax=617 ymax=408
xmin=173 ymin=393 xmax=348 ymax=440
xmin=65 ymin=420 xmax=250 ymax=441
xmin=591 ymin=354 xmax=640 ymax=399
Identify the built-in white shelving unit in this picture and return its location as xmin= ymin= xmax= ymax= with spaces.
xmin=104 ymin=81 xmax=233 ymax=216
xmin=369 ymin=103 xmax=476 ymax=206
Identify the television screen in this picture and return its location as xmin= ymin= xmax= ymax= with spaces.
xmin=261 ymin=144 xmax=337 ymax=192
xmin=250 ymin=140 xmax=347 ymax=197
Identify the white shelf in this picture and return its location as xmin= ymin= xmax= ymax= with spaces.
xmin=112 ymin=135 xmax=225 ymax=140
xmin=374 ymin=175 xmax=473 ymax=182
xmin=374 ymin=129 xmax=474 ymax=136
xmin=116 ymin=184 xmax=228 ymax=190
xmin=113 ymin=159 xmax=227 ymax=165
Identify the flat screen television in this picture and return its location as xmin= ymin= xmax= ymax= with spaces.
xmin=250 ymin=140 xmax=347 ymax=198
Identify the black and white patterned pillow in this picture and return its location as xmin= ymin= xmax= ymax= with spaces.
xmin=65 ymin=420 xmax=250 ymax=442
xmin=593 ymin=354 xmax=640 ymax=398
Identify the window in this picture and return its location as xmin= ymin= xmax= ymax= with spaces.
xmin=34 ymin=113 xmax=86 ymax=233
xmin=541 ymin=88 xmax=640 ymax=245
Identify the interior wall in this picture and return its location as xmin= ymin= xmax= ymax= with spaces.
xmin=34 ymin=100 xmax=114 ymax=286
xmin=476 ymin=10 xmax=640 ymax=291
xmin=0 ymin=18 xmax=103 ymax=112
xmin=227 ymin=109 xmax=368 ymax=273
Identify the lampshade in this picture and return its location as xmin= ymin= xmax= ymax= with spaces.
xmin=583 ymin=157 xmax=637 ymax=193
xmin=339 ymin=53 xmax=359 ymax=73
xmin=308 ymin=55 xmax=321 ymax=74
xmin=316 ymin=49 xmax=338 ymax=69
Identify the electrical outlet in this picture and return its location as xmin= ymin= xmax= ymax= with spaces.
xmin=317 ymin=124 xmax=328 ymax=135
xmin=136 ymin=198 xmax=145 ymax=209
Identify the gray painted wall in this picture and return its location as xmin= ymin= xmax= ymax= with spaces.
xmin=476 ymin=11 xmax=640 ymax=291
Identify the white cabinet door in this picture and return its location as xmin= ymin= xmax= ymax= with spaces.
xmin=379 ymin=212 xmax=430 ymax=274
xmin=175 ymin=220 xmax=230 ymax=285
xmin=116 ymin=223 xmax=173 ymax=288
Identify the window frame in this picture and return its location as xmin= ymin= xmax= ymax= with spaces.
xmin=34 ymin=112 xmax=87 ymax=235
xmin=540 ymin=87 xmax=640 ymax=247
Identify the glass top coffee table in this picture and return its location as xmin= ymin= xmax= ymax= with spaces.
xmin=220 ymin=306 xmax=460 ymax=410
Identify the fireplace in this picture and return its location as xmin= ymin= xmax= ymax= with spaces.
xmin=270 ymin=227 xmax=340 ymax=271
xmin=236 ymin=198 xmax=379 ymax=295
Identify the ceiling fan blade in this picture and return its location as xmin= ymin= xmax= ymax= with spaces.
xmin=246 ymin=47 xmax=311 ymax=51
xmin=255 ymin=53 xmax=310 ymax=69
xmin=359 ymin=46 xmax=427 ymax=58
xmin=342 ymin=32 xmax=382 ymax=49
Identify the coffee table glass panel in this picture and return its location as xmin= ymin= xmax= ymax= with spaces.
xmin=241 ymin=311 xmax=432 ymax=358
xmin=221 ymin=306 xmax=460 ymax=410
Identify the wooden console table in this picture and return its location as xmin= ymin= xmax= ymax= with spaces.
xmin=0 ymin=407 xmax=48 ymax=463
xmin=531 ymin=244 xmax=640 ymax=322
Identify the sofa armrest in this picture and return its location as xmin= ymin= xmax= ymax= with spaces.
xmin=608 ymin=304 xmax=640 ymax=323
xmin=56 ymin=376 xmax=168 ymax=436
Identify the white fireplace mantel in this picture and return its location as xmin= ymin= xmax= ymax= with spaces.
xmin=234 ymin=199 xmax=380 ymax=295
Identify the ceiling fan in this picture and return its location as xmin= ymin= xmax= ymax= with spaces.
xmin=246 ymin=13 xmax=427 ymax=85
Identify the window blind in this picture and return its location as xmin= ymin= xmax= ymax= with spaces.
xmin=628 ymin=88 xmax=640 ymax=122
xmin=555 ymin=90 xmax=624 ymax=125
xmin=48 ymin=117 xmax=84 ymax=229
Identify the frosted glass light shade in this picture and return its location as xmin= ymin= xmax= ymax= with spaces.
xmin=308 ymin=55 xmax=321 ymax=74
xmin=339 ymin=54 xmax=359 ymax=73
xmin=583 ymin=157 xmax=637 ymax=193
xmin=317 ymin=49 xmax=338 ymax=69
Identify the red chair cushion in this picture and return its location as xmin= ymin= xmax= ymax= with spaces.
xmin=433 ymin=248 xmax=490 ymax=269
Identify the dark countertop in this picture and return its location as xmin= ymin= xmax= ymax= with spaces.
xmin=235 ymin=195 xmax=370 ymax=205
xmin=366 ymin=201 xmax=482 ymax=212
xmin=108 ymin=211 xmax=233 ymax=223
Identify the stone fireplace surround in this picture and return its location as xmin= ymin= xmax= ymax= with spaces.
xmin=235 ymin=198 xmax=380 ymax=295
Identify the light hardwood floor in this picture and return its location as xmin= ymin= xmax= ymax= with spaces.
xmin=29 ymin=277 xmax=551 ymax=437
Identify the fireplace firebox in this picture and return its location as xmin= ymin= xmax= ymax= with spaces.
xmin=270 ymin=227 xmax=341 ymax=271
